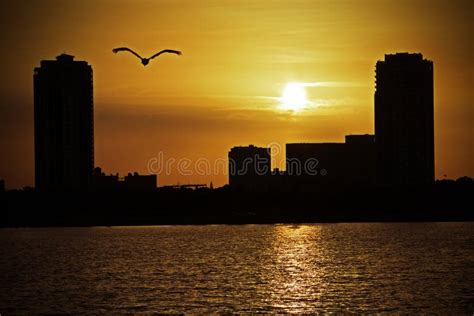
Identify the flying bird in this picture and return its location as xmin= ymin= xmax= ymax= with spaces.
xmin=112 ymin=47 xmax=182 ymax=66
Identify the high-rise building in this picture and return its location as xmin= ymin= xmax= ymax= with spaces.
xmin=228 ymin=145 xmax=271 ymax=191
xmin=375 ymin=53 xmax=434 ymax=186
xmin=34 ymin=54 xmax=94 ymax=191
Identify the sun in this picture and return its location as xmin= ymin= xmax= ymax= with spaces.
xmin=280 ymin=83 xmax=307 ymax=111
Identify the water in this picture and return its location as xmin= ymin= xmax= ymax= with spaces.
xmin=1 ymin=223 xmax=473 ymax=313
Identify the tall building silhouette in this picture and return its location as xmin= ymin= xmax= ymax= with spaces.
xmin=228 ymin=145 xmax=271 ymax=191
xmin=375 ymin=53 xmax=434 ymax=186
xmin=34 ymin=54 xmax=94 ymax=191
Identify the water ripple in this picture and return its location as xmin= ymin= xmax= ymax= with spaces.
xmin=1 ymin=223 xmax=473 ymax=313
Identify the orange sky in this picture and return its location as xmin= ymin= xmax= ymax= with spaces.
xmin=0 ymin=0 xmax=472 ymax=188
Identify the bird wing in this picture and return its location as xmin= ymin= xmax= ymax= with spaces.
xmin=112 ymin=47 xmax=143 ymax=60
xmin=149 ymin=49 xmax=182 ymax=59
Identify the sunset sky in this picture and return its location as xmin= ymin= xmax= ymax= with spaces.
xmin=0 ymin=0 xmax=472 ymax=188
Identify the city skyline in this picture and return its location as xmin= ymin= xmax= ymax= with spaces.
xmin=1 ymin=0 xmax=473 ymax=189
xmin=30 ymin=52 xmax=437 ymax=192
xmin=2 ymin=2 xmax=474 ymax=314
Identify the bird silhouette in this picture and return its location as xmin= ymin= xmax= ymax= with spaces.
xmin=112 ymin=47 xmax=182 ymax=66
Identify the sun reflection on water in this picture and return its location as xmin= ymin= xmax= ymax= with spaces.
xmin=2 ymin=224 xmax=473 ymax=313
xmin=262 ymin=225 xmax=331 ymax=311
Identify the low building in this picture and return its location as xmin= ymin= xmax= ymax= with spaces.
xmin=228 ymin=145 xmax=272 ymax=191
xmin=124 ymin=172 xmax=157 ymax=191
xmin=92 ymin=167 xmax=120 ymax=191
xmin=92 ymin=167 xmax=157 ymax=191
xmin=286 ymin=134 xmax=375 ymax=191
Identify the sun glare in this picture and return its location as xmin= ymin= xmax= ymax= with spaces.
xmin=280 ymin=83 xmax=307 ymax=111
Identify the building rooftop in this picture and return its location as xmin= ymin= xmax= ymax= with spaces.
xmin=56 ymin=54 xmax=75 ymax=62
xmin=378 ymin=52 xmax=432 ymax=66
